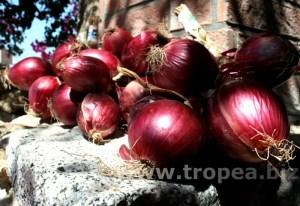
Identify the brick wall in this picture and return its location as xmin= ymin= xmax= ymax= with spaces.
xmin=96 ymin=0 xmax=300 ymax=51
xmin=91 ymin=0 xmax=300 ymax=118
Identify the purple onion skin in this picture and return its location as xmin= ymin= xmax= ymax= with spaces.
xmin=77 ymin=93 xmax=120 ymax=143
xmin=51 ymin=84 xmax=82 ymax=126
xmin=128 ymin=99 xmax=206 ymax=166
xmin=103 ymin=28 xmax=133 ymax=58
xmin=207 ymin=80 xmax=289 ymax=163
xmin=152 ymin=39 xmax=219 ymax=95
xmin=8 ymin=57 xmax=53 ymax=91
xmin=61 ymin=55 xmax=111 ymax=93
xmin=233 ymin=33 xmax=299 ymax=87
xmin=79 ymin=49 xmax=120 ymax=77
xmin=29 ymin=76 xmax=61 ymax=120
xmin=121 ymin=30 xmax=167 ymax=75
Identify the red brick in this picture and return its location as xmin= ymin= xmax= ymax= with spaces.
xmin=217 ymin=0 xmax=229 ymax=22
xmin=99 ymin=0 xmax=151 ymax=16
xmin=103 ymin=0 xmax=170 ymax=36
xmin=170 ymin=0 xmax=212 ymax=31
xmin=207 ymin=28 xmax=236 ymax=53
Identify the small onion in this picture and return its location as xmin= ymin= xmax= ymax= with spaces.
xmin=102 ymin=27 xmax=133 ymax=58
xmin=118 ymin=80 xmax=147 ymax=122
xmin=28 ymin=76 xmax=61 ymax=120
xmin=121 ymin=30 xmax=168 ymax=75
xmin=207 ymin=80 xmax=289 ymax=163
xmin=51 ymin=40 xmax=85 ymax=76
xmin=232 ymin=33 xmax=299 ymax=87
xmin=77 ymin=93 xmax=120 ymax=143
xmin=50 ymin=84 xmax=83 ymax=126
xmin=8 ymin=57 xmax=53 ymax=91
xmin=125 ymin=99 xmax=205 ymax=166
xmin=150 ymin=39 xmax=218 ymax=95
xmin=79 ymin=49 xmax=120 ymax=77
xmin=60 ymin=55 xmax=111 ymax=93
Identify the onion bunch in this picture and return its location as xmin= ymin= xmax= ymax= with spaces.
xmin=7 ymin=28 xmax=297 ymax=168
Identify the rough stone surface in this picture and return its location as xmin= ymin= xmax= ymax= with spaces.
xmin=5 ymin=124 xmax=220 ymax=206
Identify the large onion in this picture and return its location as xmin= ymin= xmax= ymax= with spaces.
xmin=102 ymin=27 xmax=133 ymax=58
xmin=207 ymin=80 xmax=290 ymax=163
xmin=77 ymin=93 xmax=120 ymax=143
xmin=150 ymin=39 xmax=218 ymax=95
xmin=79 ymin=49 xmax=119 ymax=77
xmin=121 ymin=30 xmax=168 ymax=75
xmin=28 ymin=76 xmax=60 ymax=120
xmin=8 ymin=57 xmax=53 ymax=91
xmin=231 ymin=33 xmax=299 ymax=87
xmin=51 ymin=40 xmax=85 ymax=76
xmin=123 ymin=99 xmax=206 ymax=166
xmin=59 ymin=55 xmax=111 ymax=93
xmin=50 ymin=84 xmax=83 ymax=126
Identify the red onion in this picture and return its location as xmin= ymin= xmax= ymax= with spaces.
xmin=60 ymin=55 xmax=111 ymax=93
xmin=77 ymin=93 xmax=120 ymax=143
xmin=123 ymin=99 xmax=205 ymax=166
xmin=28 ymin=76 xmax=61 ymax=120
xmin=121 ymin=30 xmax=168 ymax=75
xmin=79 ymin=49 xmax=119 ymax=77
xmin=50 ymin=84 xmax=83 ymax=126
xmin=150 ymin=39 xmax=218 ymax=95
xmin=102 ymin=27 xmax=133 ymax=58
xmin=207 ymin=80 xmax=290 ymax=163
xmin=118 ymin=80 xmax=147 ymax=121
xmin=8 ymin=57 xmax=53 ymax=91
xmin=232 ymin=33 xmax=299 ymax=87
xmin=52 ymin=40 xmax=85 ymax=76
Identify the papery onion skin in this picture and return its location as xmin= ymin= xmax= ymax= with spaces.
xmin=207 ymin=80 xmax=289 ymax=163
xmin=79 ymin=49 xmax=119 ymax=77
xmin=127 ymin=99 xmax=205 ymax=166
xmin=51 ymin=40 xmax=85 ymax=76
xmin=103 ymin=28 xmax=133 ymax=58
xmin=28 ymin=76 xmax=61 ymax=120
xmin=233 ymin=33 xmax=299 ymax=87
xmin=60 ymin=55 xmax=111 ymax=93
xmin=8 ymin=57 xmax=53 ymax=91
xmin=50 ymin=84 xmax=83 ymax=126
xmin=151 ymin=39 xmax=219 ymax=95
xmin=77 ymin=93 xmax=120 ymax=143
xmin=121 ymin=30 xmax=168 ymax=75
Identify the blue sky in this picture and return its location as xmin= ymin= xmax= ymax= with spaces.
xmin=13 ymin=19 xmax=47 ymax=64
xmin=10 ymin=0 xmax=48 ymax=64
xmin=10 ymin=0 xmax=75 ymax=64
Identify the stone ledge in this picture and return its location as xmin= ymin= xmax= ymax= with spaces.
xmin=5 ymin=125 xmax=220 ymax=206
